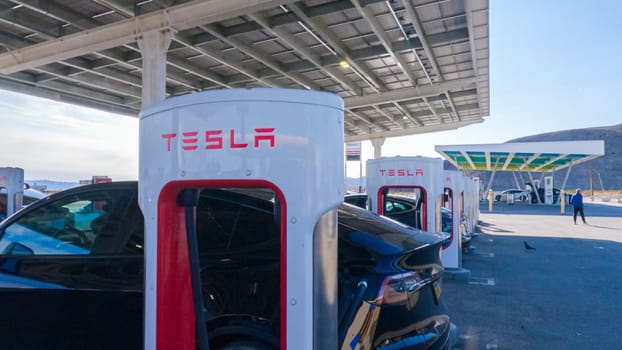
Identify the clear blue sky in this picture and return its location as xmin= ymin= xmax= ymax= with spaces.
xmin=1 ymin=0 xmax=620 ymax=181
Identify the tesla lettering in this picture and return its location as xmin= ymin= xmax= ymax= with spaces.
xmin=378 ymin=169 xmax=424 ymax=176
xmin=161 ymin=128 xmax=275 ymax=152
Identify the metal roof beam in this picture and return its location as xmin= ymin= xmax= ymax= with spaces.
xmin=12 ymin=0 xmax=102 ymax=29
xmin=92 ymin=0 xmax=134 ymax=17
xmin=100 ymin=47 xmax=202 ymax=89
xmin=288 ymin=2 xmax=385 ymax=93
xmin=200 ymin=23 xmax=319 ymax=90
xmin=502 ymin=152 xmax=515 ymax=170
xmin=229 ymin=31 xmax=469 ymax=82
xmin=165 ymin=55 xmax=230 ymax=88
xmin=346 ymin=109 xmax=390 ymax=132
xmin=6 ymin=0 xmax=202 ymax=90
xmin=461 ymin=151 xmax=476 ymax=170
xmin=356 ymin=102 xmax=479 ymax=118
xmin=0 ymin=6 xmax=169 ymax=92
xmin=519 ymin=153 xmax=542 ymax=171
xmin=0 ymin=76 xmax=137 ymax=115
xmin=0 ymin=0 xmax=293 ymax=74
xmin=393 ymin=102 xmax=421 ymax=127
xmin=193 ymin=27 xmax=468 ymax=58
xmin=351 ymin=0 xmax=419 ymax=86
xmin=345 ymin=118 xmax=482 ymax=142
xmin=533 ymin=154 xmax=568 ymax=172
xmin=423 ymin=97 xmax=442 ymax=124
xmin=94 ymin=0 xmax=273 ymax=88
xmin=464 ymin=0 xmax=485 ymax=117
xmin=444 ymin=91 xmax=461 ymax=122
xmin=248 ymin=11 xmax=361 ymax=94
xmin=4 ymin=71 xmax=140 ymax=108
xmin=344 ymin=77 xmax=477 ymax=108
xmin=401 ymin=0 xmax=443 ymax=81
xmin=174 ymin=35 xmax=276 ymax=88
xmin=4 ymin=71 xmax=130 ymax=106
xmin=33 ymin=67 xmax=142 ymax=98
xmin=372 ymin=105 xmax=405 ymax=129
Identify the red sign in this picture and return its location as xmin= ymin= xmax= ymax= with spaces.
xmin=162 ymin=128 xmax=275 ymax=152
xmin=346 ymin=142 xmax=361 ymax=161
xmin=378 ymin=168 xmax=424 ymax=176
xmin=92 ymin=176 xmax=112 ymax=184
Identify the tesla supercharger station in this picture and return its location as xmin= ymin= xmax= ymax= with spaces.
xmin=472 ymin=177 xmax=480 ymax=229
xmin=544 ymin=175 xmax=554 ymax=204
xmin=366 ymin=156 xmax=443 ymax=239
xmin=0 ymin=167 xmax=24 ymax=220
xmin=442 ymin=171 xmax=463 ymax=269
xmin=138 ymin=88 xmax=344 ymax=350
xmin=462 ymin=175 xmax=475 ymax=234
xmin=367 ymin=156 xmax=443 ymax=232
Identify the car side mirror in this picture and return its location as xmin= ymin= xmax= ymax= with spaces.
xmin=3 ymin=242 xmax=34 ymax=256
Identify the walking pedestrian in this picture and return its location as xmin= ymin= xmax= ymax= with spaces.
xmin=570 ymin=188 xmax=587 ymax=224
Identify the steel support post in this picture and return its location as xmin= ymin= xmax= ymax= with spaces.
xmin=138 ymin=29 xmax=173 ymax=108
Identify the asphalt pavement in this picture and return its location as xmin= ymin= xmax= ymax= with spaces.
xmin=443 ymin=200 xmax=622 ymax=350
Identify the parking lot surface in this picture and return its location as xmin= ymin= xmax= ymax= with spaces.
xmin=444 ymin=201 xmax=622 ymax=350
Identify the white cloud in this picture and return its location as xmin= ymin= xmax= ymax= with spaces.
xmin=1 ymin=90 xmax=139 ymax=181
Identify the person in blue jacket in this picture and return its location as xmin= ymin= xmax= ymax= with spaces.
xmin=570 ymin=188 xmax=587 ymax=224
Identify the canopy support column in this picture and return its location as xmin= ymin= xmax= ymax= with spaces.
xmin=512 ymin=171 xmax=521 ymax=189
xmin=370 ymin=137 xmax=385 ymax=158
xmin=485 ymin=169 xmax=496 ymax=194
xmin=561 ymin=164 xmax=573 ymax=190
xmin=138 ymin=29 xmax=173 ymax=108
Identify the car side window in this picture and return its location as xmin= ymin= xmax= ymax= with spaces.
xmin=0 ymin=189 xmax=142 ymax=256
xmin=385 ymin=200 xmax=411 ymax=213
xmin=196 ymin=190 xmax=278 ymax=253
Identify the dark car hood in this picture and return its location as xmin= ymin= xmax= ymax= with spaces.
xmin=338 ymin=203 xmax=446 ymax=256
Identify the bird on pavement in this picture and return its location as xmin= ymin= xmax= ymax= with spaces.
xmin=524 ymin=241 xmax=536 ymax=250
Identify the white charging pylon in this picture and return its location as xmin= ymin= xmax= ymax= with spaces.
xmin=139 ymin=88 xmax=344 ymax=350
xmin=0 ymin=167 xmax=24 ymax=220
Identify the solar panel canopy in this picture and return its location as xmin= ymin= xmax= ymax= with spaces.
xmin=0 ymin=0 xmax=489 ymax=142
xmin=435 ymin=140 xmax=605 ymax=173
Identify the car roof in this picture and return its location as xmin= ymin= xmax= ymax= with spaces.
xmin=3 ymin=181 xmax=445 ymax=253
xmin=24 ymin=188 xmax=48 ymax=199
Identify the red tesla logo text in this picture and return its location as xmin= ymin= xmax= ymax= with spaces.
xmin=161 ymin=128 xmax=275 ymax=152
xmin=379 ymin=168 xmax=424 ymax=176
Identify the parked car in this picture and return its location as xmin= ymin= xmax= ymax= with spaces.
xmin=494 ymin=189 xmax=528 ymax=202
xmin=0 ymin=186 xmax=48 ymax=221
xmin=529 ymin=187 xmax=561 ymax=204
xmin=344 ymin=192 xmax=370 ymax=210
xmin=0 ymin=181 xmax=452 ymax=350
xmin=345 ymin=194 xmax=471 ymax=252
xmin=345 ymin=193 xmax=425 ymax=229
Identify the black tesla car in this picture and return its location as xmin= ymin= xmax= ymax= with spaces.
xmin=0 ymin=181 xmax=452 ymax=350
xmin=345 ymin=193 xmax=471 ymax=252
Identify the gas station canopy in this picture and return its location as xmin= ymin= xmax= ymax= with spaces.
xmin=435 ymin=140 xmax=606 ymax=172
xmin=0 ymin=0 xmax=489 ymax=142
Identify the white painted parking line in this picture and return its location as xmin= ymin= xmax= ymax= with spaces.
xmin=473 ymin=252 xmax=495 ymax=258
xmin=468 ymin=277 xmax=495 ymax=286
xmin=486 ymin=344 xmax=498 ymax=349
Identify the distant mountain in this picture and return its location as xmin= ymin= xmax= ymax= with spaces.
xmin=26 ymin=180 xmax=80 ymax=192
xmin=459 ymin=124 xmax=622 ymax=191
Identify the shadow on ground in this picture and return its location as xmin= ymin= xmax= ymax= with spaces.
xmin=444 ymin=203 xmax=622 ymax=350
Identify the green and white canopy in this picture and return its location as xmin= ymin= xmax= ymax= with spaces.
xmin=435 ymin=140 xmax=605 ymax=173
